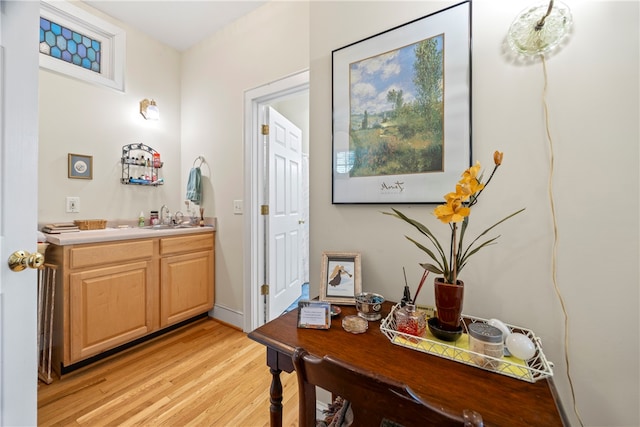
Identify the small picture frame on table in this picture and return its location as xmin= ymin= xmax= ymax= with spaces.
xmin=297 ymin=300 xmax=331 ymax=330
xmin=68 ymin=153 xmax=93 ymax=179
xmin=320 ymin=251 xmax=362 ymax=305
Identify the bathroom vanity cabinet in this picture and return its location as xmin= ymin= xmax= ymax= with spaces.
xmin=45 ymin=228 xmax=215 ymax=374
xmin=160 ymin=233 xmax=214 ymax=327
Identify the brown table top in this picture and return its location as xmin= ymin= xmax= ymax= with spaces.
xmin=248 ymin=301 xmax=567 ymax=427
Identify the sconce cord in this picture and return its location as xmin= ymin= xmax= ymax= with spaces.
xmin=535 ymin=0 xmax=554 ymax=31
xmin=541 ymin=54 xmax=584 ymax=427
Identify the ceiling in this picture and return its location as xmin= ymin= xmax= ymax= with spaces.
xmin=84 ymin=1 xmax=268 ymax=52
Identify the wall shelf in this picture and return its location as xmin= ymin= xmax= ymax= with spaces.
xmin=121 ymin=143 xmax=164 ymax=186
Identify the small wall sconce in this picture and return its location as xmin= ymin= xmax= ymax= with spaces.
xmin=140 ymin=98 xmax=159 ymax=120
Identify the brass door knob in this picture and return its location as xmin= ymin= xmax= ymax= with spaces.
xmin=8 ymin=250 xmax=45 ymax=272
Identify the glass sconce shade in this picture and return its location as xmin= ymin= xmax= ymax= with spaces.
xmin=140 ymin=98 xmax=159 ymax=120
xmin=508 ymin=1 xmax=572 ymax=56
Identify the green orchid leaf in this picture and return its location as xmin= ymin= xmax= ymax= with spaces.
xmin=460 ymin=237 xmax=500 ymax=265
xmin=419 ymin=263 xmax=443 ymax=275
xmin=460 ymin=209 xmax=525 ymax=260
xmin=405 ymin=236 xmax=447 ymax=274
xmin=385 ymin=209 xmax=448 ymax=260
xmin=383 ymin=157 xmax=525 ymax=286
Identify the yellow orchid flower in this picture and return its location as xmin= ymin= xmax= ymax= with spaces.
xmin=444 ymin=187 xmax=464 ymax=202
xmin=459 ymin=161 xmax=481 ymax=184
xmin=434 ymin=198 xmax=470 ymax=224
xmin=461 ymin=179 xmax=484 ymax=200
xmin=457 ymin=180 xmax=484 ymax=201
xmin=385 ymin=150 xmax=524 ymax=286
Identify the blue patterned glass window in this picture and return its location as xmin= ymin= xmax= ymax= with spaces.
xmin=39 ymin=17 xmax=101 ymax=73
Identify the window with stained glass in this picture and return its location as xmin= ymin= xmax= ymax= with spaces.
xmin=39 ymin=0 xmax=125 ymax=92
xmin=39 ymin=17 xmax=101 ymax=73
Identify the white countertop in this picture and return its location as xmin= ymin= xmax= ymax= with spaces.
xmin=44 ymin=225 xmax=215 ymax=246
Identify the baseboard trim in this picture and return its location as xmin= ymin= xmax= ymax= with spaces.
xmin=210 ymin=303 xmax=243 ymax=330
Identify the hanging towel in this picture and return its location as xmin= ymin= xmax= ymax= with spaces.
xmin=186 ymin=167 xmax=202 ymax=205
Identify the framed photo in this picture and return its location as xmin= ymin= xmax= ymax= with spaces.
xmin=320 ymin=251 xmax=362 ymax=305
xmin=297 ymin=300 xmax=331 ymax=330
xmin=68 ymin=153 xmax=93 ymax=179
xmin=332 ymin=1 xmax=471 ymax=204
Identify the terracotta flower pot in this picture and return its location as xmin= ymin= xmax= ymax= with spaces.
xmin=434 ymin=277 xmax=464 ymax=331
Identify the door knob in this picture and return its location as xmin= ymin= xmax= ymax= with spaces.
xmin=8 ymin=250 xmax=45 ymax=272
xmin=298 ymin=220 xmax=305 ymax=224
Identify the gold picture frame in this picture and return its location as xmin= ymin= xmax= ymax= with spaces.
xmin=68 ymin=153 xmax=93 ymax=179
xmin=320 ymin=251 xmax=362 ymax=305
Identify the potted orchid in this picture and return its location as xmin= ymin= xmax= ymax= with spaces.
xmin=385 ymin=151 xmax=524 ymax=332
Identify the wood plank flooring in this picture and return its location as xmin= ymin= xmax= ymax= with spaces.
xmin=38 ymin=318 xmax=299 ymax=426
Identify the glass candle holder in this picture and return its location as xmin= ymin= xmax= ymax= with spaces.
xmin=395 ymin=304 xmax=426 ymax=342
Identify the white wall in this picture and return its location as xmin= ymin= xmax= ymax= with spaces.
xmin=38 ymin=3 xmax=183 ymax=225
xmin=36 ymin=1 xmax=639 ymax=425
xmin=180 ymin=1 xmax=310 ymax=320
xmin=309 ymin=1 xmax=638 ymax=426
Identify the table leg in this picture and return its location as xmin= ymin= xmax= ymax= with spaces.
xmin=269 ymin=367 xmax=284 ymax=427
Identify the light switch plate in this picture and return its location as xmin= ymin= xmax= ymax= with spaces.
xmin=66 ymin=196 xmax=80 ymax=213
xmin=233 ymin=199 xmax=243 ymax=215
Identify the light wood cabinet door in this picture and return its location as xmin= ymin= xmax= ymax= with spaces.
xmin=160 ymin=250 xmax=214 ymax=327
xmin=69 ymin=260 xmax=154 ymax=362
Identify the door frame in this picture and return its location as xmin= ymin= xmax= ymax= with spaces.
xmin=243 ymin=69 xmax=309 ymax=332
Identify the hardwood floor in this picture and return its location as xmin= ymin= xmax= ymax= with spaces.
xmin=38 ymin=318 xmax=299 ymax=426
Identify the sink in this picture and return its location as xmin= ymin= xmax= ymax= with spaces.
xmin=142 ymin=224 xmax=173 ymax=230
xmin=175 ymin=224 xmax=197 ymax=228
xmin=142 ymin=223 xmax=196 ymax=230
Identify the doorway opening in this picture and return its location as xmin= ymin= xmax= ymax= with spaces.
xmin=243 ymin=70 xmax=310 ymax=332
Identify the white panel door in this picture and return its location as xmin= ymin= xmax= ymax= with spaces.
xmin=0 ymin=2 xmax=40 ymax=425
xmin=267 ymin=106 xmax=303 ymax=320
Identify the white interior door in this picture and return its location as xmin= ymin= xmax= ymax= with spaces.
xmin=266 ymin=106 xmax=303 ymax=320
xmin=243 ymin=70 xmax=309 ymax=332
xmin=0 ymin=2 xmax=40 ymax=425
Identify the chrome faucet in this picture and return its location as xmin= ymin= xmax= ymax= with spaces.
xmin=160 ymin=205 xmax=171 ymax=225
xmin=174 ymin=211 xmax=184 ymax=225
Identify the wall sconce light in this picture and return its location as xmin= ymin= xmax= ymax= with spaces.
xmin=507 ymin=1 xmax=572 ymax=56
xmin=140 ymin=98 xmax=159 ymax=120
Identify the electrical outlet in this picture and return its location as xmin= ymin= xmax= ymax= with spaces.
xmin=233 ymin=199 xmax=243 ymax=215
xmin=66 ymin=196 xmax=80 ymax=213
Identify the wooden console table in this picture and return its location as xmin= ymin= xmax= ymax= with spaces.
xmin=248 ymin=302 xmax=568 ymax=427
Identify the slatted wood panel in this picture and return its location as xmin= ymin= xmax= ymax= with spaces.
xmin=38 ymin=318 xmax=299 ymax=426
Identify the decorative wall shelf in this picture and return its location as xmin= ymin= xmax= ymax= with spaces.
xmin=121 ymin=143 xmax=164 ymax=186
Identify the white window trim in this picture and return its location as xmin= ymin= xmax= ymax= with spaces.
xmin=40 ymin=0 xmax=125 ymax=92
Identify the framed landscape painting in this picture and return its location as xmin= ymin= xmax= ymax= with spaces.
xmin=332 ymin=1 xmax=471 ymax=204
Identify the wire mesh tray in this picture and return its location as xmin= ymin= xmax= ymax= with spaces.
xmin=380 ymin=303 xmax=553 ymax=383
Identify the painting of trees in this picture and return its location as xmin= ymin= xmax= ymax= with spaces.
xmin=348 ymin=34 xmax=444 ymax=177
